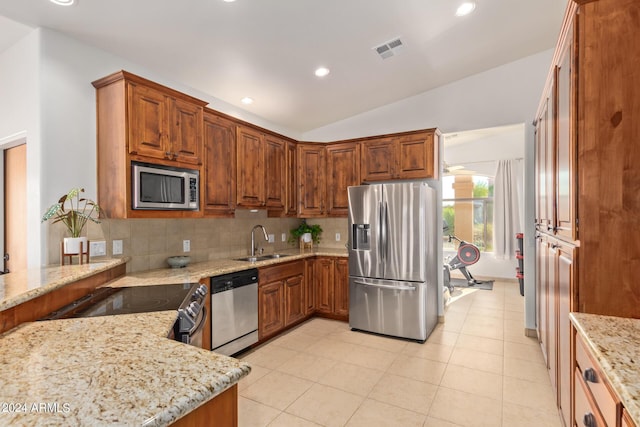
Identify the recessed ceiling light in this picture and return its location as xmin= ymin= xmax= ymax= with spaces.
xmin=455 ymin=2 xmax=476 ymax=16
xmin=241 ymin=97 xmax=254 ymax=105
xmin=223 ymin=0 xmax=236 ymax=2
xmin=315 ymin=67 xmax=330 ymax=78
xmin=50 ymin=0 xmax=75 ymax=5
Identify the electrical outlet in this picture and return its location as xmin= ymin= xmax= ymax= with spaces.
xmin=281 ymin=233 xmax=287 ymax=242
xmin=335 ymin=233 xmax=341 ymax=242
xmin=112 ymin=240 xmax=123 ymax=255
xmin=268 ymin=234 xmax=275 ymax=243
xmin=183 ymin=240 xmax=191 ymax=252
xmin=90 ymin=241 xmax=106 ymax=256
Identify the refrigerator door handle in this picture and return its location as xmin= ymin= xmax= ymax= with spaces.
xmin=383 ymin=201 xmax=389 ymax=261
xmin=353 ymin=280 xmax=416 ymax=291
xmin=378 ymin=201 xmax=386 ymax=264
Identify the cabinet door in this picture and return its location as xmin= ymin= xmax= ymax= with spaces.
xmin=536 ymin=235 xmax=549 ymax=364
xmin=128 ymin=82 xmax=168 ymax=161
xmin=203 ymin=112 xmax=236 ymax=216
xmin=304 ymin=259 xmax=315 ymax=314
xmin=548 ymin=241 xmax=558 ymax=395
xmin=536 ymin=95 xmax=553 ymax=231
xmin=397 ymin=131 xmax=436 ymax=179
xmin=236 ymin=126 xmax=265 ymax=207
xmin=555 ymin=25 xmax=576 ymax=240
xmin=284 ymin=274 xmax=305 ymax=326
xmin=170 ymin=97 xmax=203 ymax=165
xmin=333 ymin=258 xmax=349 ymax=318
xmin=557 ymin=243 xmax=575 ymax=427
xmin=297 ymin=144 xmax=326 ymax=217
xmin=264 ymin=135 xmax=286 ymax=211
xmin=258 ymin=281 xmax=284 ymax=339
xmin=285 ymin=142 xmax=298 ymax=217
xmin=360 ymin=138 xmax=396 ymax=182
xmin=314 ymin=258 xmax=334 ymax=314
xmin=326 ymin=142 xmax=360 ymax=217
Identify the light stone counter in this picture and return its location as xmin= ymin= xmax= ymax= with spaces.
xmin=105 ymin=247 xmax=348 ymax=288
xmin=0 ymin=259 xmax=128 ymax=312
xmin=0 ymin=311 xmax=250 ymax=426
xmin=570 ymin=313 xmax=640 ymax=425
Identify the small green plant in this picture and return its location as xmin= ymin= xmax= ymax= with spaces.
xmin=41 ymin=188 xmax=101 ymax=237
xmin=289 ymin=220 xmax=323 ymax=245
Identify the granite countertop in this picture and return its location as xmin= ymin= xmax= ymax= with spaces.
xmin=570 ymin=313 xmax=640 ymax=425
xmin=0 ymin=258 xmax=128 ymax=312
xmin=106 ymin=247 xmax=348 ymax=288
xmin=0 ymin=311 xmax=250 ymax=426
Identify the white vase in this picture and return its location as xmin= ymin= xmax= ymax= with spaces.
xmin=63 ymin=236 xmax=88 ymax=254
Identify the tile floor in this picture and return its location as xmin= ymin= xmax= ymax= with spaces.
xmin=238 ymin=280 xmax=563 ymax=427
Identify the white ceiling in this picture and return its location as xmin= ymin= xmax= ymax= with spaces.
xmin=0 ymin=0 xmax=565 ymax=133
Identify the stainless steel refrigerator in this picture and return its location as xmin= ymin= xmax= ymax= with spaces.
xmin=348 ymin=181 xmax=438 ymax=341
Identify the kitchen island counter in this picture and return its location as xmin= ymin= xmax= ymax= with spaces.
xmin=0 ymin=310 xmax=250 ymax=426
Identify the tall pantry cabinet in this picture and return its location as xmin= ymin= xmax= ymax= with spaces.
xmin=534 ymin=1 xmax=640 ymax=426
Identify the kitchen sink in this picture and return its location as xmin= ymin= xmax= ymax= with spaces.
xmin=235 ymin=254 xmax=292 ymax=262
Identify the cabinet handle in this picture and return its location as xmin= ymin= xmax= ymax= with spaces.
xmin=165 ymin=151 xmax=172 ymax=157
xmin=551 ymin=244 xmax=559 ymax=249
xmin=583 ymin=413 xmax=596 ymax=427
xmin=583 ymin=368 xmax=597 ymax=383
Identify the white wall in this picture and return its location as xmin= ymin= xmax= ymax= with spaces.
xmin=302 ymin=50 xmax=552 ymax=331
xmin=0 ymin=29 xmax=41 ymax=268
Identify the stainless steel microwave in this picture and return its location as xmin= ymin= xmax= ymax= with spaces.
xmin=132 ymin=162 xmax=199 ymax=210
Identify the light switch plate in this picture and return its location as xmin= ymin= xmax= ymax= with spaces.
xmin=183 ymin=240 xmax=191 ymax=252
xmin=335 ymin=233 xmax=341 ymax=241
xmin=268 ymin=234 xmax=275 ymax=243
xmin=281 ymin=233 xmax=287 ymax=242
xmin=90 ymin=241 xmax=106 ymax=256
xmin=112 ymin=240 xmax=123 ymax=255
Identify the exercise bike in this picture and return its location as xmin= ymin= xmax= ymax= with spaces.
xmin=443 ymin=234 xmax=489 ymax=293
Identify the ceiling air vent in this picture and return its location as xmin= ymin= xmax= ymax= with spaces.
xmin=373 ymin=37 xmax=404 ymax=59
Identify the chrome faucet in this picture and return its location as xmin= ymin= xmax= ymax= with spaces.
xmin=251 ymin=225 xmax=269 ymax=257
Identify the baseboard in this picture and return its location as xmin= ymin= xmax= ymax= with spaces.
xmin=438 ymin=315 xmax=445 ymax=323
xmin=524 ymin=328 xmax=538 ymax=338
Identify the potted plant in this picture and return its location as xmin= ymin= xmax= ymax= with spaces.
xmin=289 ymin=220 xmax=322 ymax=248
xmin=41 ymin=188 xmax=101 ymax=254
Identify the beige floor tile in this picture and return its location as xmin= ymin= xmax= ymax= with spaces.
xmin=448 ymin=347 xmax=504 ymax=375
xmin=460 ymin=322 xmax=504 ymax=340
xmin=426 ymin=328 xmax=459 ymax=347
xmin=442 ymin=312 xmax=466 ymax=332
xmin=504 ymin=309 xmax=525 ymax=321
xmin=305 ymin=337 xmax=358 ymax=361
xmin=503 ymin=357 xmax=551 ymax=383
xmin=428 ymin=387 xmax=502 ymax=427
xmin=275 ymin=352 xmax=337 ymax=382
xmin=239 ymin=364 xmax=272 ymax=392
xmin=503 ymin=341 xmax=546 ymax=365
xmin=502 ymin=401 xmax=563 ymax=427
xmin=503 ymin=329 xmax=539 ymax=346
xmin=356 ymin=332 xmax=409 ymax=353
xmin=455 ymin=334 xmax=504 ymax=356
xmin=286 ymin=383 xmax=364 ymax=427
xmin=346 ymin=399 xmax=425 ymax=427
xmin=464 ymin=314 xmax=504 ymax=329
xmin=402 ymin=341 xmax=454 ymax=363
xmin=504 ymin=302 xmax=524 ymax=313
xmin=272 ymin=331 xmax=322 ymax=352
xmin=317 ymin=361 xmax=385 ymax=396
xmin=341 ymin=344 xmax=398 ymax=371
xmin=238 ymin=396 xmax=281 ymax=427
xmin=268 ymin=412 xmax=322 ymax=427
xmin=387 ymin=355 xmax=447 ymax=385
xmin=241 ymin=345 xmax=300 ymax=370
xmin=440 ymin=364 xmax=503 ymax=399
xmin=503 ymin=376 xmax=557 ymax=411
xmin=423 ymin=417 xmax=463 ymax=427
xmin=241 ymin=371 xmax=313 ymax=411
xmin=468 ymin=306 xmax=505 ymax=319
xmin=368 ymin=373 xmax=438 ymax=415
xmin=326 ymin=329 xmax=366 ymax=345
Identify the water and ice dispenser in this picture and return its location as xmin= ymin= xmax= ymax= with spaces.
xmin=352 ymin=224 xmax=370 ymax=250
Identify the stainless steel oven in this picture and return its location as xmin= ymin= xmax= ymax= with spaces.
xmin=40 ymin=283 xmax=208 ymax=348
xmin=211 ymin=269 xmax=258 ymax=356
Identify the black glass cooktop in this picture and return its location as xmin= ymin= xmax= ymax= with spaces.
xmin=41 ymin=284 xmax=196 ymax=320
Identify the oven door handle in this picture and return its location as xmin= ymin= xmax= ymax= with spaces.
xmin=188 ymin=307 xmax=207 ymax=337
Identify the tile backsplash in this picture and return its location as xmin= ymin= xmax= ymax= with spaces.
xmin=47 ymin=210 xmax=348 ymax=273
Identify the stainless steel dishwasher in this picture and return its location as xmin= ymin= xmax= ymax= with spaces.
xmin=210 ymin=269 xmax=258 ymax=356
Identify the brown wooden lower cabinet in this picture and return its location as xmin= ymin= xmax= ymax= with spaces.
xmin=171 ymin=384 xmax=238 ymax=427
xmin=258 ymin=281 xmax=285 ymax=340
xmin=313 ymin=256 xmax=349 ymax=321
xmin=333 ymin=258 xmax=349 ymax=318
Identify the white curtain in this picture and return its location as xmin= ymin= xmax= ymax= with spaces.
xmin=493 ymin=159 xmax=523 ymax=259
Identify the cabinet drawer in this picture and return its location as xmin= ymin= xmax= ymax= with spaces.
xmin=575 ymin=335 xmax=620 ymax=427
xmin=575 ymin=370 xmax=606 ymax=427
xmin=259 ymin=260 xmax=304 ymax=285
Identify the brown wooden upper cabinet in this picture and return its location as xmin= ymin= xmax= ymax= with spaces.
xmin=264 ymin=134 xmax=287 ymax=212
xmin=284 ymin=141 xmax=298 ymax=217
xmin=360 ymin=130 xmax=438 ymax=182
xmin=297 ymin=143 xmax=326 ymax=217
xmin=236 ymin=126 xmax=266 ymax=208
xmin=92 ymin=70 xmax=207 ymax=218
xmin=203 ymin=110 xmax=236 ymax=217
xmin=326 ymin=142 xmax=360 ymax=217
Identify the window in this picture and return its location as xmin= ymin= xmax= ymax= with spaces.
xmin=443 ymin=175 xmax=494 ymax=252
